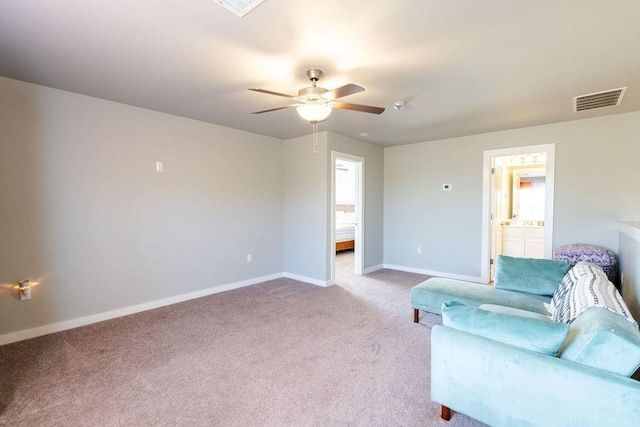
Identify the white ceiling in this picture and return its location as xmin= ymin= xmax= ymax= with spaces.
xmin=1 ymin=0 xmax=639 ymax=147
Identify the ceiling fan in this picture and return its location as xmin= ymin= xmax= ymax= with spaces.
xmin=249 ymin=69 xmax=385 ymax=153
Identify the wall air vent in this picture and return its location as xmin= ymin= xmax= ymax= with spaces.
xmin=573 ymin=87 xmax=627 ymax=112
xmin=213 ymin=0 xmax=265 ymax=17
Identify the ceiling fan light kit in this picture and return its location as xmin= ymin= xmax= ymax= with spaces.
xmin=296 ymin=103 xmax=333 ymax=122
xmin=249 ymin=69 xmax=385 ymax=153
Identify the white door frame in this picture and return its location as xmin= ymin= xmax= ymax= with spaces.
xmin=480 ymin=143 xmax=556 ymax=283
xmin=330 ymin=151 xmax=364 ymax=282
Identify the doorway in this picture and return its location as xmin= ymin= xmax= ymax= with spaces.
xmin=331 ymin=151 xmax=364 ymax=283
xmin=481 ymin=144 xmax=555 ymax=283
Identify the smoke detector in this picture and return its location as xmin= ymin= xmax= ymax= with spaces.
xmin=213 ymin=0 xmax=265 ymax=17
xmin=392 ymin=100 xmax=407 ymax=111
xmin=573 ymin=87 xmax=627 ymax=112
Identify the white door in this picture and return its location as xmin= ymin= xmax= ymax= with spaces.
xmin=489 ymin=163 xmax=505 ymax=281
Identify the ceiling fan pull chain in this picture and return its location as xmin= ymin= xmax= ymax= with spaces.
xmin=312 ymin=122 xmax=318 ymax=154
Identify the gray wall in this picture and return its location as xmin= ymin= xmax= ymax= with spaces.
xmin=384 ymin=111 xmax=640 ymax=279
xmin=0 ymin=77 xmax=284 ymax=336
xmin=283 ymin=132 xmax=329 ymax=282
xmin=283 ymin=131 xmax=384 ymax=283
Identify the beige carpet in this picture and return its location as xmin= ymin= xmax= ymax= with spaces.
xmin=0 ymin=251 xmax=485 ymax=426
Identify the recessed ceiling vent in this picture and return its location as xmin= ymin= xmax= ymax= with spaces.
xmin=213 ymin=0 xmax=265 ymax=17
xmin=573 ymin=87 xmax=627 ymax=112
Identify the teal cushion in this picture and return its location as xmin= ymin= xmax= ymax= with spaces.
xmin=479 ymin=303 xmax=552 ymax=322
xmin=559 ymin=307 xmax=640 ymax=377
xmin=411 ymin=277 xmax=551 ymax=316
xmin=494 ymin=255 xmax=570 ymax=296
xmin=442 ymin=301 xmax=570 ymax=356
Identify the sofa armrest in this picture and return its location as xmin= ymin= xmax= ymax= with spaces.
xmin=431 ymin=325 xmax=640 ymax=427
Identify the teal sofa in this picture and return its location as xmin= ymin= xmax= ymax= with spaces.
xmin=411 ymin=276 xmax=551 ymax=321
xmin=412 ymin=257 xmax=640 ymax=426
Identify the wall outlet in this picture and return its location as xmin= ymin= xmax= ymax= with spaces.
xmin=442 ymin=183 xmax=452 ymax=191
xmin=247 ymin=254 xmax=252 ymax=262
xmin=18 ymin=280 xmax=31 ymax=300
xmin=417 ymin=246 xmax=422 ymax=254
xmin=156 ymin=161 xmax=163 ymax=172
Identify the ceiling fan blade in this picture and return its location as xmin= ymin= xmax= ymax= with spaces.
xmin=323 ymin=83 xmax=365 ymax=100
xmin=251 ymin=104 xmax=300 ymax=114
xmin=249 ymin=88 xmax=296 ymax=98
xmin=333 ymin=102 xmax=385 ymax=114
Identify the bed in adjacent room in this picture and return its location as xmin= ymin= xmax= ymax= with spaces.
xmin=335 ymin=211 xmax=355 ymax=251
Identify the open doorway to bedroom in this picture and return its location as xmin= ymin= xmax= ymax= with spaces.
xmin=331 ymin=152 xmax=364 ymax=283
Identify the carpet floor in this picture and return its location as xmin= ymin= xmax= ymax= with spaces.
xmin=0 ymin=251 xmax=485 ymax=426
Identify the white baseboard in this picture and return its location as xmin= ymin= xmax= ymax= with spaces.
xmin=4 ymin=266 xmax=441 ymax=346
xmin=362 ymin=264 xmax=383 ymax=274
xmin=382 ymin=264 xmax=484 ymax=283
xmin=0 ymin=272 xmax=284 ymax=346
xmin=283 ymin=272 xmax=332 ymax=287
